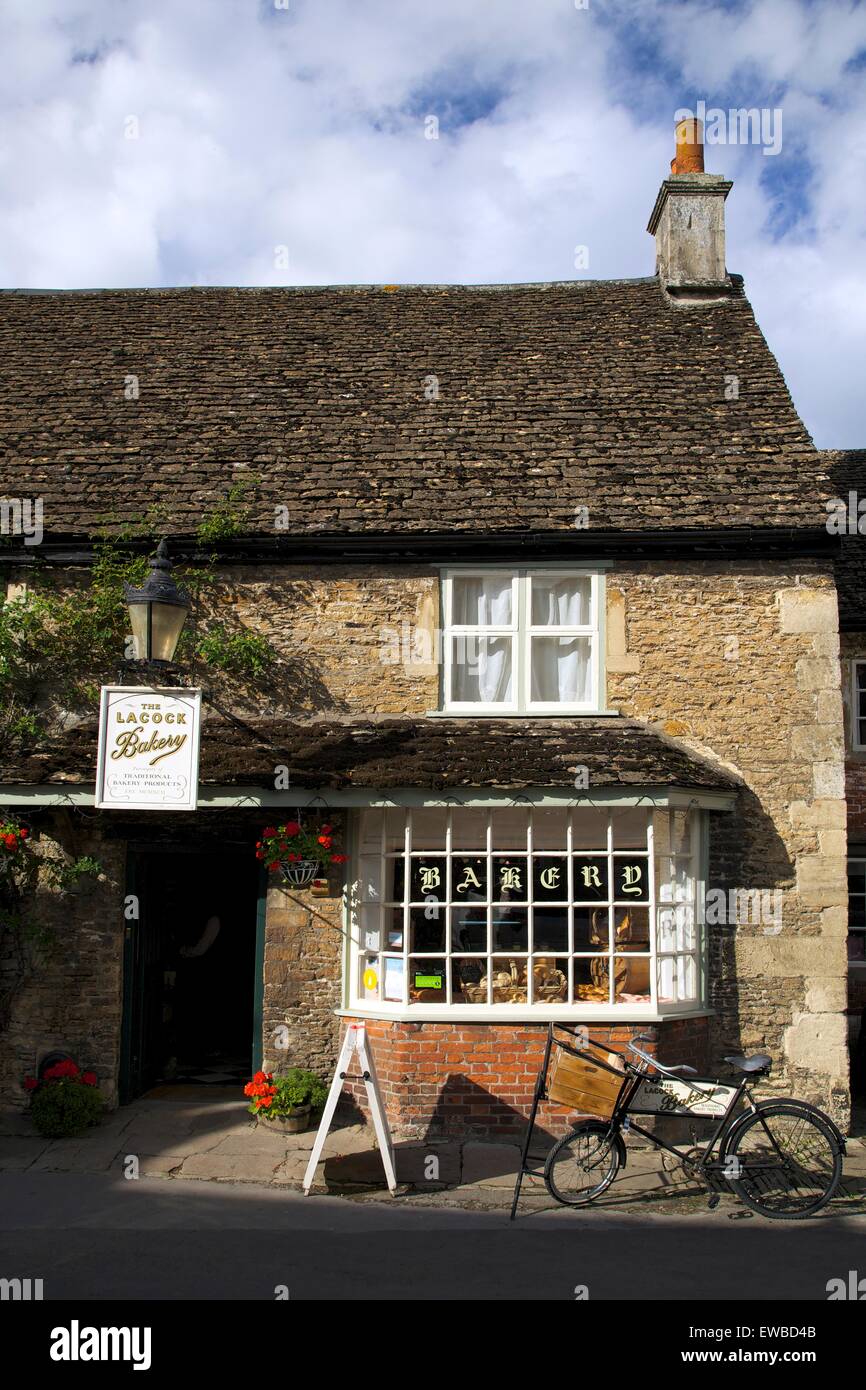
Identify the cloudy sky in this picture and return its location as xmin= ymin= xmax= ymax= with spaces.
xmin=1 ymin=0 xmax=864 ymax=446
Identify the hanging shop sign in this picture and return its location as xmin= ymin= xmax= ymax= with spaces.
xmin=95 ymin=686 xmax=202 ymax=811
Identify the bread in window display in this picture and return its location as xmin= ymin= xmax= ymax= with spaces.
xmin=533 ymin=957 xmax=568 ymax=1001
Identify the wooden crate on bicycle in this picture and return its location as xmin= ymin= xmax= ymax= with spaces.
xmin=546 ymin=1045 xmax=625 ymax=1118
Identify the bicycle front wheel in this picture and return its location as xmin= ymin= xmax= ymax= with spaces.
xmin=544 ymin=1121 xmax=623 ymax=1207
xmin=723 ymin=1101 xmax=843 ymax=1219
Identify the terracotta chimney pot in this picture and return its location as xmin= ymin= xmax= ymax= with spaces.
xmin=670 ymin=118 xmax=704 ymax=175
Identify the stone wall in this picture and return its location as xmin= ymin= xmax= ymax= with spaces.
xmin=607 ymin=563 xmax=848 ymax=1124
xmin=260 ymin=868 xmax=344 ymax=1080
xmin=0 ymin=814 xmax=125 ymax=1109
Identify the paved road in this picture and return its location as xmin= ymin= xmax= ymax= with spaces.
xmin=1 ymin=1172 xmax=864 ymax=1300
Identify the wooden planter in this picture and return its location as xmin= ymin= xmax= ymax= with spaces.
xmin=257 ymin=1105 xmax=311 ymax=1134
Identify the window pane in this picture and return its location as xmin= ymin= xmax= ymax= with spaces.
xmin=493 ymin=906 xmax=528 ymax=951
xmin=409 ymin=959 xmax=447 ymax=1002
xmin=532 ymin=956 xmax=569 ymax=1001
xmin=613 ymin=954 xmax=651 ymax=1002
xmin=450 ymin=905 xmax=488 ymax=952
xmin=658 ymin=903 xmax=696 ymax=952
xmin=409 ymin=906 xmax=445 ymax=953
xmin=573 ymin=856 xmax=608 ymax=901
xmin=531 ymin=808 xmax=569 ymax=850
xmin=408 ymin=808 xmax=447 ymax=850
xmin=573 ymin=907 xmax=593 ymax=948
xmin=453 ymin=958 xmax=486 ymax=1003
xmin=611 ymin=808 xmax=649 ymax=848
xmin=382 ymin=956 xmax=405 ymax=1003
xmin=656 ymin=857 xmax=693 ymax=903
xmin=453 ymin=906 xmax=489 ymax=950
xmin=574 ymin=956 xmax=610 ymax=1003
xmin=613 ymin=857 xmax=649 ymax=903
xmin=452 ymin=855 xmax=488 ymax=900
xmin=571 ymin=810 xmax=608 ymax=850
xmin=450 ymin=808 xmax=488 ymax=850
xmin=451 ymin=635 xmax=513 ymax=703
xmin=533 ymin=856 xmax=568 ymax=902
xmin=452 ymin=575 xmax=512 ymax=625
xmin=530 ymin=575 xmax=591 ymax=626
xmin=530 ymin=636 xmax=591 ymax=703
xmin=657 ymin=954 xmax=698 ymax=1004
xmin=493 ymin=855 xmax=528 ymax=901
xmin=654 ymin=809 xmax=692 ymax=857
xmin=489 ymin=959 xmax=527 ymax=1003
xmin=533 ymin=908 xmax=569 ymax=952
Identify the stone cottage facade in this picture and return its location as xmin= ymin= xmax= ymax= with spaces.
xmin=0 ymin=127 xmax=855 ymax=1135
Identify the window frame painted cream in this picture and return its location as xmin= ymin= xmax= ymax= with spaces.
xmin=346 ymin=804 xmax=707 ymax=1022
xmin=441 ymin=568 xmax=604 ymax=715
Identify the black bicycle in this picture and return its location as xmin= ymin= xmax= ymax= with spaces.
xmin=512 ymin=1026 xmax=846 ymax=1221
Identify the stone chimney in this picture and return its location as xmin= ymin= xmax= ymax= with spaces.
xmin=647 ymin=118 xmax=733 ymax=299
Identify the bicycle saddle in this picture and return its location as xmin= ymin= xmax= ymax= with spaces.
xmin=724 ymin=1053 xmax=771 ymax=1073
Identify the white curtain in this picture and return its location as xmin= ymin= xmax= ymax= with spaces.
xmin=452 ymin=576 xmax=512 ymax=626
xmin=531 ymin=576 xmax=590 ymax=626
xmin=452 ymin=577 xmax=513 ymax=703
xmin=453 ymin=636 xmax=512 ymax=702
xmin=530 ymin=637 xmax=590 ymax=703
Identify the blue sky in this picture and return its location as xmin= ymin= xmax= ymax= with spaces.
xmin=0 ymin=0 xmax=864 ymax=446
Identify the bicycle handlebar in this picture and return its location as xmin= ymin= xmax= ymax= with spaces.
xmin=626 ymin=1041 xmax=698 ymax=1082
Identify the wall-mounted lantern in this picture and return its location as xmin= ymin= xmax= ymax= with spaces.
xmin=123 ymin=540 xmax=190 ymax=666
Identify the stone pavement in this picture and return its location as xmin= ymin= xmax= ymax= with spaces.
xmin=2 ymin=1095 xmax=865 ymax=1217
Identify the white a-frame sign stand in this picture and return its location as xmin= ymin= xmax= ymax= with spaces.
xmin=303 ymin=1023 xmax=397 ymax=1195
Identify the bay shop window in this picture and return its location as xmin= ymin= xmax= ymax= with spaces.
xmin=348 ymin=806 xmax=706 ymax=1016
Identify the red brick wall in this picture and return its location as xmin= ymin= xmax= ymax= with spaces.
xmin=846 ymin=760 xmax=866 ymax=839
xmin=339 ymin=1016 xmax=709 ymax=1140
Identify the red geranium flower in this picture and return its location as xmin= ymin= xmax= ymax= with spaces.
xmin=19 ymin=827 xmax=29 ymax=839
xmin=82 ymin=1072 xmax=97 ymax=1086
xmin=262 ymin=826 xmax=277 ymax=838
xmin=284 ymin=821 xmax=300 ymax=836
xmin=23 ymin=1077 xmax=38 ymax=1091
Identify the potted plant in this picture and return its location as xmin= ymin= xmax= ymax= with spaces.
xmin=0 ymin=817 xmax=29 ymax=874
xmin=23 ymin=1059 xmax=104 ymax=1138
xmin=244 ymin=1068 xmax=328 ymax=1133
xmin=255 ymin=819 xmax=347 ymax=888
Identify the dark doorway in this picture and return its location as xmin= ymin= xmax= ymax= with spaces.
xmin=121 ymin=848 xmax=262 ymax=1101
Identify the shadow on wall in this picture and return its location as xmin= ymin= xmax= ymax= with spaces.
xmin=705 ymin=782 xmax=796 ymax=1070
xmin=338 ymin=1073 xmax=565 ymax=1145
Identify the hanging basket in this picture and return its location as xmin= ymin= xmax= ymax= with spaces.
xmin=279 ymin=860 xmax=321 ymax=888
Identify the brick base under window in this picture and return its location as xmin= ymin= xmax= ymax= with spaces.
xmin=339 ymin=1016 xmax=709 ymax=1140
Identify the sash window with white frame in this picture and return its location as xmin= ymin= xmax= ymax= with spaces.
xmin=442 ymin=570 xmax=602 ymax=713
xmin=349 ymin=805 xmax=706 ymax=1017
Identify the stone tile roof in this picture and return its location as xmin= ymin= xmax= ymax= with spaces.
xmin=0 ymin=279 xmax=826 ymax=539
xmin=822 ymin=448 xmax=866 ymax=629
xmin=0 ymin=715 xmax=739 ymax=792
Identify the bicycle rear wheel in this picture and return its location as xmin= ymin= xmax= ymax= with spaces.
xmin=544 ymin=1121 xmax=623 ymax=1207
xmin=723 ymin=1101 xmax=843 ymax=1219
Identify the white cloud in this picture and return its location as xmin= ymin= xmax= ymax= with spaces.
xmin=0 ymin=0 xmax=863 ymax=444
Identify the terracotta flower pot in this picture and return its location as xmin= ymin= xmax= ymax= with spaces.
xmin=257 ymin=1104 xmax=311 ymax=1134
